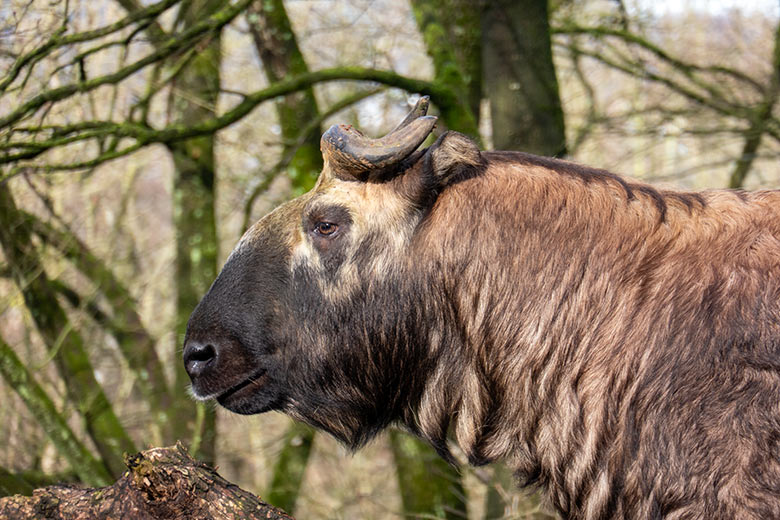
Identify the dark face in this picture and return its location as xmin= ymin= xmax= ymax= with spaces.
xmin=183 ymin=103 xmax=482 ymax=447
xmin=182 ymin=166 xmax=438 ymax=445
xmin=183 ymin=199 xmax=302 ymax=415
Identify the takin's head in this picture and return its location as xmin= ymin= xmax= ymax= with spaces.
xmin=183 ymin=97 xmax=483 ymax=449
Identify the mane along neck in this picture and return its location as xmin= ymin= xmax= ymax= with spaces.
xmin=410 ymin=152 xmax=779 ymax=516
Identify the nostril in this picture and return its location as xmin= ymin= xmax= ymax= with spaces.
xmin=190 ymin=343 xmax=216 ymax=362
xmin=183 ymin=341 xmax=217 ymax=378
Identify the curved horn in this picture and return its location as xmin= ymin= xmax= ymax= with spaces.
xmin=321 ymin=114 xmax=437 ymax=177
xmin=391 ymin=95 xmax=430 ymax=132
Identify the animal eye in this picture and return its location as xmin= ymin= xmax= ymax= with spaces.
xmin=314 ymin=222 xmax=338 ymax=236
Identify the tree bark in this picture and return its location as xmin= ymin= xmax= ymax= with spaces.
xmin=0 ymin=444 xmax=294 ymax=519
xmin=482 ymin=0 xmax=566 ymax=156
xmin=0 ymin=184 xmax=135 ymax=479
xmin=410 ymin=0 xmax=480 ymax=137
xmin=247 ymin=0 xmax=322 ymax=193
xmin=168 ymin=0 xmax=226 ymax=465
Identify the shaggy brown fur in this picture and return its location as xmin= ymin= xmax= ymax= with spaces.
xmin=412 ymin=149 xmax=780 ymax=519
xmin=185 ymin=122 xmax=780 ymax=519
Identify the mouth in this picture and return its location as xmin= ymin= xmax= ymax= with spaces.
xmin=216 ymin=369 xmax=267 ymax=404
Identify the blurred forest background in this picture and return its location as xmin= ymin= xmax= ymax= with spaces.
xmin=0 ymin=0 xmax=778 ymax=518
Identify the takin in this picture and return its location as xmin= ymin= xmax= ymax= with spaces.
xmin=183 ymin=97 xmax=780 ymax=519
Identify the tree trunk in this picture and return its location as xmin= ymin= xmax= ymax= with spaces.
xmin=412 ymin=0 xmax=482 ymax=121
xmin=410 ymin=0 xmax=480 ymax=137
xmin=0 ymin=184 xmax=135 ymax=479
xmin=0 ymin=467 xmax=34 ymax=498
xmin=728 ymin=16 xmax=780 ymax=188
xmin=388 ymin=430 xmax=467 ymax=519
xmin=247 ymin=0 xmax=322 ymax=193
xmin=168 ymin=0 xmax=226 ymax=465
xmin=0 ymin=339 xmax=112 ymax=487
xmin=482 ymin=0 xmax=566 ymax=156
xmin=264 ymin=421 xmax=314 ymax=513
xmin=0 ymin=444 xmax=294 ymax=519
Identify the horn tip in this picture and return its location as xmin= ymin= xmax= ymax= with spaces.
xmin=321 ymin=124 xmax=348 ymax=151
xmin=413 ymin=95 xmax=430 ymax=115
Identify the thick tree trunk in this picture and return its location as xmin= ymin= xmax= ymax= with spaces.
xmin=247 ymin=0 xmax=322 ymax=193
xmin=0 ymin=444 xmax=294 ymax=519
xmin=410 ymin=0 xmax=480 ymax=137
xmin=482 ymin=0 xmax=566 ymax=156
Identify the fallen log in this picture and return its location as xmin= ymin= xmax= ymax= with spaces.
xmin=0 ymin=443 xmax=294 ymax=519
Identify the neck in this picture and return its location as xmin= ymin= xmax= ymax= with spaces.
xmin=411 ymin=152 xmax=713 ymax=516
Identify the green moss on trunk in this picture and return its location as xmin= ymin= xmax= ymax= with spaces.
xmin=389 ymin=430 xmax=467 ymax=519
xmin=0 ymin=339 xmax=112 ymax=486
xmin=168 ymin=0 xmax=226 ymax=464
xmin=265 ymin=422 xmax=314 ymax=513
xmin=410 ymin=0 xmax=479 ymax=137
xmin=0 ymin=184 xmax=134 ymax=479
xmin=247 ymin=0 xmax=322 ymax=193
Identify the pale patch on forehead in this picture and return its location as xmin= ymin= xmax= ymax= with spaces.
xmin=315 ymin=175 xmax=416 ymax=242
xmin=233 ymin=163 xmax=420 ymax=301
xmin=315 ymin=171 xmax=409 ymax=217
xmin=313 ymin=175 xmax=419 ymax=289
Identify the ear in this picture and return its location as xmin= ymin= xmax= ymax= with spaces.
xmin=399 ymin=131 xmax=483 ymax=207
xmin=427 ymin=131 xmax=483 ymax=186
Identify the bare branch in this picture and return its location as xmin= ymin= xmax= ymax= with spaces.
xmin=555 ymin=41 xmax=751 ymax=120
xmin=1 ymin=67 xmax=443 ymax=181
xmin=554 ymin=25 xmax=767 ymax=94
xmin=0 ymin=0 xmax=180 ymax=93
xmin=0 ymin=0 xmax=253 ymax=130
